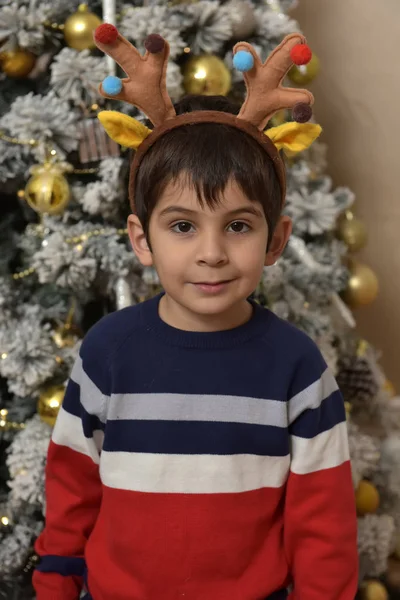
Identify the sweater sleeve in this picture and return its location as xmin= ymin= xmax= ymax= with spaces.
xmin=33 ymin=345 xmax=107 ymax=600
xmin=284 ymin=342 xmax=358 ymax=600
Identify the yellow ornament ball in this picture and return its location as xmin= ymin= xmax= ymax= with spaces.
xmin=337 ymin=212 xmax=368 ymax=253
xmin=342 ymin=260 xmax=379 ymax=308
xmin=38 ymin=385 xmax=65 ymax=427
xmin=0 ymin=48 xmax=36 ymax=78
xmin=288 ymin=52 xmax=320 ymax=85
xmin=383 ymin=379 xmax=396 ymax=398
xmin=356 ymin=480 xmax=380 ymax=515
xmin=361 ymin=580 xmax=388 ymax=600
xmin=25 ymin=163 xmax=71 ymax=215
xmin=344 ymin=401 xmax=352 ymax=420
xmin=183 ymin=54 xmax=231 ymax=96
xmin=64 ymin=4 xmax=102 ymax=51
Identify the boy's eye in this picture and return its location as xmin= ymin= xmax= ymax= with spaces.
xmin=172 ymin=221 xmax=194 ymax=234
xmin=228 ymin=221 xmax=250 ymax=233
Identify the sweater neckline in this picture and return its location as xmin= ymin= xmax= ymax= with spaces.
xmin=139 ymin=293 xmax=270 ymax=349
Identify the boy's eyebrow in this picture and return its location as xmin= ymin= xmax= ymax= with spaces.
xmin=158 ymin=205 xmax=264 ymax=218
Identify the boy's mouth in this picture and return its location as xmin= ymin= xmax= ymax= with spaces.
xmin=192 ymin=280 xmax=235 ymax=294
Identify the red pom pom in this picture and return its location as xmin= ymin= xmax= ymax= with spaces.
xmin=144 ymin=34 xmax=165 ymax=54
xmin=94 ymin=24 xmax=119 ymax=45
xmin=290 ymin=44 xmax=312 ymax=66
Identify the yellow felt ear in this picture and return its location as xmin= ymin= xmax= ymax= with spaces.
xmin=97 ymin=111 xmax=152 ymax=149
xmin=265 ymin=121 xmax=322 ymax=154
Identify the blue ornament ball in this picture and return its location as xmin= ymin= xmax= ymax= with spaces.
xmin=102 ymin=76 xmax=123 ymax=96
xmin=233 ymin=50 xmax=254 ymax=72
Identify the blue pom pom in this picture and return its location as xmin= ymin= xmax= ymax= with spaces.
xmin=233 ymin=50 xmax=254 ymax=72
xmin=102 ymin=75 xmax=123 ymax=96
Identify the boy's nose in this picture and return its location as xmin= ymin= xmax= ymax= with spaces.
xmin=196 ymin=232 xmax=228 ymax=266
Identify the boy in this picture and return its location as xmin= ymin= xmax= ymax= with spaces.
xmin=33 ymin=26 xmax=358 ymax=599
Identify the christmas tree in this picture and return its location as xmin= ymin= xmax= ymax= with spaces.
xmin=0 ymin=1 xmax=399 ymax=598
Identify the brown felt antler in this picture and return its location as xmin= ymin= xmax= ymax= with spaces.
xmin=94 ymin=25 xmax=176 ymax=127
xmin=233 ymin=33 xmax=314 ymax=131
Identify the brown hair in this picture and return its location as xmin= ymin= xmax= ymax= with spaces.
xmin=133 ymin=95 xmax=283 ymax=248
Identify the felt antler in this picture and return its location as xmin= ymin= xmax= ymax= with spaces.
xmin=94 ymin=24 xmax=176 ymax=126
xmin=233 ymin=33 xmax=315 ymax=131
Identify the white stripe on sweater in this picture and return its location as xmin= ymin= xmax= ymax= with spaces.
xmin=52 ymin=407 xmax=102 ymax=464
xmin=288 ymin=368 xmax=339 ymax=425
xmin=290 ymin=421 xmax=350 ymax=475
xmin=100 ymin=451 xmax=290 ymax=494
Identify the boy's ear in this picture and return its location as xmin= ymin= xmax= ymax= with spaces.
xmin=127 ymin=214 xmax=153 ymax=267
xmin=265 ymin=215 xmax=292 ymax=266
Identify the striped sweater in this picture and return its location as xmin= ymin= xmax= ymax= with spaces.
xmin=34 ymin=293 xmax=358 ymax=600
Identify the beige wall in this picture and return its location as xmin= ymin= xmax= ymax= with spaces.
xmin=292 ymin=0 xmax=400 ymax=389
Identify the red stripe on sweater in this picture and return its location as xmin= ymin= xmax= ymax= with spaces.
xmin=284 ymin=461 xmax=358 ymax=599
xmin=85 ymin=484 xmax=291 ymax=599
xmin=35 ymin=441 xmax=101 ymax=560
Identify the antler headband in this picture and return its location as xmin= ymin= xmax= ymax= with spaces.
xmin=93 ymin=25 xmax=322 ymax=210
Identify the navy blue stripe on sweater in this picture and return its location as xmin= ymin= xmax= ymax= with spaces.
xmin=36 ymin=555 xmax=86 ymax=576
xmin=103 ymin=419 xmax=290 ymax=457
xmin=289 ymin=389 xmax=345 ymax=438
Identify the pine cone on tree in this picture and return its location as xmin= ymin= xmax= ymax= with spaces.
xmin=336 ymin=353 xmax=379 ymax=410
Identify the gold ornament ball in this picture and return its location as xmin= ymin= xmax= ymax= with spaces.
xmin=355 ymin=480 xmax=380 ymax=515
xmin=342 ymin=260 xmax=379 ymax=308
xmin=25 ymin=170 xmax=70 ymax=215
xmin=183 ymin=54 xmax=231 ymax=96
xmin=0 ymin=49 xmax=36 ymax=78
xmin=38 ymin=385 xmax=65 ymax=427
xmin=344 ymin=401 xmax=352 ymax=420
xmin=337 ymin=212 xmax=368 ymax=252
xmin=288 ymin=53 xmax=320 ymax=85
xmin=64 ymin=4 xmax=102 ymax=51
xmin=361 ymin=580 xmax=388 ymax=600
xmin=383 ymin=379 xmax=396 ymax=398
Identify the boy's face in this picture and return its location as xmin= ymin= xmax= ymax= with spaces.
xmin=128 ymin=177 xmax=291 ymax=330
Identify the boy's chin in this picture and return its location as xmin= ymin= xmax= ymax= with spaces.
xmin=183 ymin=291 xmax=249 ymax=315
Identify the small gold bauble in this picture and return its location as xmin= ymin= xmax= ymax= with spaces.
xmin=64 ymin=4 xmax=102 ymax=51
xmin=0 ymin=48 xmax=36 ymax=78
xmin=355 ymin=480 xmax=380 ymax=515
xmin=337 ymin=211 xmax=368 ymax=252
xmin=0 ymin=515 xmax=12 ymax=531
xmin=183 ymin=54 xmax=231 ymax=96
xmin=383 ymin=379 xmax=396 ymax=398
xmin=288 ymin=52 xmax=320 ymax=85
xmin=342 ymin=260 xmax=379 ymax=308
xmin=344 ymin=401 xmax=352 ymax=419
xmin=361 ymin=580 xmax=388 ymax=600
xmin=38 ymin=385 xmax=65 ymax=427
xmin=25 ymin=164 xmax=70 ymax=215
